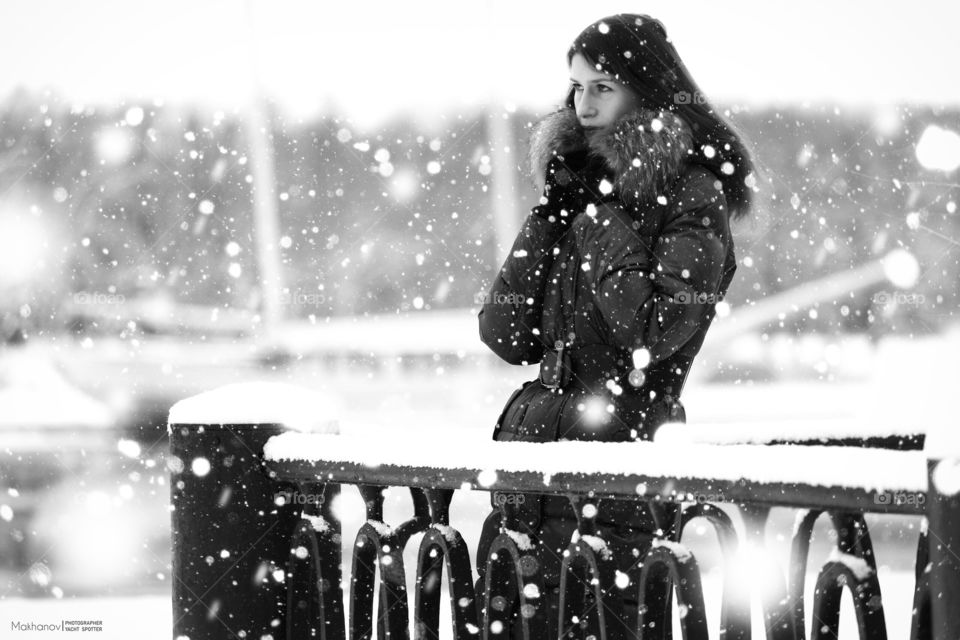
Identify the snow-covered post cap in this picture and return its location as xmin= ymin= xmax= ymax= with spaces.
xmin=168 ymin=381 xmax=341 ymax=433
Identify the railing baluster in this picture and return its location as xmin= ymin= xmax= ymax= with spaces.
xmin=350 ymin=485 xmax=420 ymax=640
xmin=558 ymin=496 xmax=632 ymax=640
xmin=636 ymin=542 xmax=709 ymax=640
xmin=680 ymin=503 xmax=753 ymax=640
xmin=481 ymin=493 xmax=548 ymax=640
xmin=831 ymin=512 xmax=879 ymax=572
xmin=789 ymin=508 xmax=823 ymax=640
xmin=413 ymin=489 xmax=480 ymax=640
xmin=738 ymin=505 xmax=795 ymax=640
xmin=809 ymin=560 xmax=886 ymax=640
xmin=791 ymin=511 xmax=887 ymax=640
xmin=909 ymin=527 xmax=930 ymax=640
xmin=286 ymin=482 xmax=346 ymax=640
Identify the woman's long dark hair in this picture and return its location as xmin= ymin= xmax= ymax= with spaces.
xmin=564 ymin=14 xmax=755 ymax=221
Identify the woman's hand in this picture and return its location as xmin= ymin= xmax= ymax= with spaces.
xmin=533 ymin=150 xmax=610 ymax=228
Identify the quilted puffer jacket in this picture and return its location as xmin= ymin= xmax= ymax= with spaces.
xmin=478 ymin=106 xmax=737 ymax=443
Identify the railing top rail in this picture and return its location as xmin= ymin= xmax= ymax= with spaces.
xmin=262 ymin=432 xmax=928 ymax=514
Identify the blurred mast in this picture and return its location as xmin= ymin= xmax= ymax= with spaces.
xmin=487 ymin=109 xmax=521 ymax=259
xmin=482 ymin=2 xmax=522 ymax=262
xmin=243 ymin=0 xmax=285 ymax=334
xmin=243 ymin=106 xmax=284 ymax=331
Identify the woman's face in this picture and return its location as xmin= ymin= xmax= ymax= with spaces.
xmin=569 ymin=53 xmax=640 ymax=132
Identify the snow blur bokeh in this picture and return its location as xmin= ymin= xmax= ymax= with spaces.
xmin=0 ymin=3 xmax=958 ymax=639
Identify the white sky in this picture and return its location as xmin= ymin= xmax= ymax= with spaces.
xmin=3 ymin=0 xmax=960 ymax=127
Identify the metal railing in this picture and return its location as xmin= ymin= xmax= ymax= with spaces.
xmin=167 ymin=388 xmax=959 ymax=640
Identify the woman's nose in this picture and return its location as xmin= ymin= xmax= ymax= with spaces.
xmin=577 ymin=94 xmax=597 ymax=120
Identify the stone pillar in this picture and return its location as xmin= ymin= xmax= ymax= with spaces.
xmin=168 ymin=382 xmax=338 ymax=640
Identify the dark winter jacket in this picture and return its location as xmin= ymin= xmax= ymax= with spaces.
xmin=478 ymin=106 xmax=737 ymax=442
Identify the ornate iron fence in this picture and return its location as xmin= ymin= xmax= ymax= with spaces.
xmin=167 ymin=387 xmax=959 ymax=640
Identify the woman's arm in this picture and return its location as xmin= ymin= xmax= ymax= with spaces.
xmin=590 ymin=166 xmax=733 ymax=364
xmin=477 ymin=212 xmax=565 ymax=365
xmin=478 ymin=151 xmax=603 ymax=365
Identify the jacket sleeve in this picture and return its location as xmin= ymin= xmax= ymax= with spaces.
xmin=590 ymin=167 xmax=732 ymax=364
xmin=478 ymin=212 xmax=565 ymax=365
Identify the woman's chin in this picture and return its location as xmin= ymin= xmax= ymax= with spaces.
xmin=582 ymin=125 xmax=610 ymax=148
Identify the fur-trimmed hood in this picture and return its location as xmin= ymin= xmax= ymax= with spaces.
xmin=527 ymin=107 xmax=693 ymax=207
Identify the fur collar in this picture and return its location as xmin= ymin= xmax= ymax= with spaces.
xmin=527 ymin=107 xmax=693 ymax=207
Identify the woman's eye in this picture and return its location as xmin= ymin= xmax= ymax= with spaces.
xmin=572 ymin=84 xmax=583 ymax=92
xmin=597 ymin=85 xmax=611 ymax=93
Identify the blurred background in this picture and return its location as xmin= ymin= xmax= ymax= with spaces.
xmin=1 ymin=1 xmax=959 ymax=637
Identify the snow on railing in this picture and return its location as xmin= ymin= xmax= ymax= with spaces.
xmin=168 ymin=382 xmax=960 ymax=640
xmin=263 ymin=431 xmax=928 ymax=509
xmin=654 ymin=418 xmax=925 ymax=450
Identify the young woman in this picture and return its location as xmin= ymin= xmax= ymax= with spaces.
xmin=475 ymin=13 xmax=755 ymax=638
